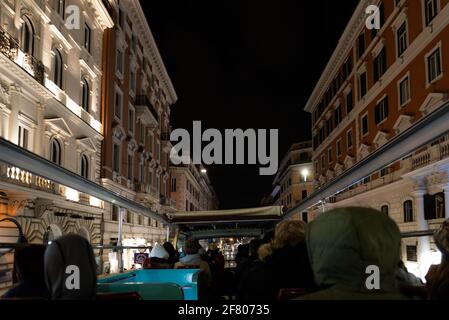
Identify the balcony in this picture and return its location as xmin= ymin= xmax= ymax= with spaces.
xmin=331 ymin=137 xmax=449 ymax=203
xmin=0 ymin=26 xmax=45 ymax=85
xmin=135 ymin=95 xmax=159 ymax=128
xmin=0 ymin=164 xmax=56 ymax=194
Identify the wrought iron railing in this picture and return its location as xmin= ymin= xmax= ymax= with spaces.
xmin=0 ymin=26 xmax=45 ymax=85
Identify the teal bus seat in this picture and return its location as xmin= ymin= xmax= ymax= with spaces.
xmin=98 ymin=269 xmax=200 ymax=300
xmin=97 ymin=283 xmax=184 ymax=300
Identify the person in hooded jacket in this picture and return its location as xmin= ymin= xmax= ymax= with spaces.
xmin=2 ymin=245 xmax=50 ymax=299
xmin=238 ymin=220 xmax=316 ymax=300
xmin=145 ymin=243 xmax=172 ymax=269
xmin=44 ymin=234 xmax=97 ymax=300
xmin=298 ymin=207 xmax=407 ymax=300
xmin=426 ymin=219 xmax=449 ymax=300
xmin=163 ymin=242 xmax=179 ymax=265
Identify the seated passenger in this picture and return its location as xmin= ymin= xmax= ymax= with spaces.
xmin=299 ymin=207 xmax=406 ymax=300
xmin=2 ymin=245 xmax=50 ymax=300
xmin=235 ymin=239 xmax=262 ymax=290
xmin=238 ymin=220 xmax=316 ymax=300
xmin=175 ymin=238 xmax=212 ymax=288
xmin=145 ymin=243 xmax=172 ymax=269
xmin=163 ymin=242 xmax=179 ymax=265
xmin=44 ymin=234 xmax=97 ymax=300
xmin=426 ymin=219 xmax=449 ymax=300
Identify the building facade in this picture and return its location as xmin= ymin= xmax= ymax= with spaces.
xmin=170 ymin=163 xmax=219 ymax=213
xmin=100 ymin=0 xmax=178 ymax=271
xmin=262 ymin=142 xmax=314 ymax=222
xmin=0 ymin=0 xmax=113 ymax=290
xmin=305 ymin=0 xmax=449 ymax=279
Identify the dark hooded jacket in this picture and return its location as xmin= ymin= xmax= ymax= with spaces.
xmin=44 ymin=234 xmax=97 ymax=300
xmin=237 ymin=243 xmax=316 ymax=300
xmin=299 ymin=207 xmax=407 ymax=300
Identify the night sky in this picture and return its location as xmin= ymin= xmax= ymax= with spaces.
xmin=142 ymin=0 xmax=359 ymax=209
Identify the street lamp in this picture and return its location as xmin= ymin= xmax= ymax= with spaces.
xmin=301 ymin=168 xmax=309 ymax=182
xmin=201 ymin=168 xmax=207 ymax=174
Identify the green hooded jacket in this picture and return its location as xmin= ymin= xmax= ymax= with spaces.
xmin=299 ymin=207 xmax=407 ymax=300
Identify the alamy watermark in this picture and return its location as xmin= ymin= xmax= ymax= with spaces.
xmin=365 ymin=5 xmax=381 ymax=30
xmin=170 ymin=121 xmax=278 ymax=176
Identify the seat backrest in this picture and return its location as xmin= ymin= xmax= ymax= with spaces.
xmin=277 ymin=288 xmax=308 ymax=300
xmin=175 ymin=264 xmax=200 ymax=269
xmin=97 ymin=283 xmax=184 ymax=300
xmin=96 ymin=292 xmax=141 ymax=300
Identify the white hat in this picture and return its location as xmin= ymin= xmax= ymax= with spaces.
xmin=150 ymin=243 xmax=169 ymax=260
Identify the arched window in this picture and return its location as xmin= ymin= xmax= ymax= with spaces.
xmin=381 ymin=205 xmax=389 ymax=216
xmin=57 ymin=0 xmax=66 ymax=17
xmin=53 ymin=49 xmax=63 ymax=88
xmin=80 ymin=154 xmax=89 ymax=179
xmin=81 ymin=78 xmax=90 ymax=111
xmin=50 ymin=138 xmax=61 ymax=165
xmin=20 ymin=16 xmax=34 ymax=55
xmin=404 ymin=200 xmax=414 ymax=222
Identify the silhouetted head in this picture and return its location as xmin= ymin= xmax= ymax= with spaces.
xmin=44 ymin=234 xmax=97 ymax=300
xmin=184 ymin=238 xmax=201 ymax=255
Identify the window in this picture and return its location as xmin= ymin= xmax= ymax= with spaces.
xmin=380 ymin=167 xmax=390 ymax=177
xmin=397 ymin=22 xmax=408 ymax=56
xmin=156 ymin=141 xmax=160 ymax=161
xmin=80 ymin=154 xmax=89 ymax=179
xmin=84 ymin=23 xmax=91 ymax=52
xmin=328 ymin=147 xmax=333 ymax=164
xmin=20 ymin=16 xmax=34 ymax=55
xmin=357 ymin=33 xmax=365 ymax=59
xmin=112 ymin=205 xmax=118 ymax=221
xmin=406 ymin=245 xmax=418 ymax=262
xmin=337 ymin=139 xmax=342 ymax=157
xmin=403 ymin=200 xmax=414 ymax=222
xmin=302 ymin=212 xmax=308 ymax=223
xmin=18 ymin=126 xmax=29 ymax=150
xmin=130 ymin=70 xmax=136 ymax=94
xmin=359 ymin=72 xmax=367 ymax=98
xmin=127 ymin=154 xmax=133 ymax=181
xmin=375 ymin=96 xmax=389 ymax=125
xmin=374 ymin=48 xmax=387 ymax=82
xmin=427 ymin=47 xmax=442 ymax=84
xmin=381 ymin=205 xmax=389 ymax=216
xmin=424 ymin=193 xmax=446 ymax=220
xmin=57 ymin=0 xmax=65 ymax=17
xmin=424 ymin=0 xmax=439 ymax=26
xmin=302 ymin=190 xmax=308 ymax=200
xmin=171 ymin=177 xmax=177 ymax=192
xmin=113 ymin=144 xmax=120 ymax=173
xmin=131 ymin=34 xmax=137 ymax=53
xmin=321 ymin=155 xmax=326 ymax=170
xmin=118 ymin=8 xmax=125 ymax=29
xmin=399 ymin=76 xmax=410 ymax=106
xmin=53 ymin=49 xmax=63 ymax=89
xmin=140 ymin=162 xmax=145 ymax=183
xmin=116 ymin=49 xmax=124 ymax=75
xmin=361 ymin=114 xmax=369 ymax=136
xmin=138 ymin=215 xmax=143 ymax=225
xmin=347 ymin=130 xmax=353 ymax=149
xmin=435 ymin=193 xmax=445 ymax=219
xmin=50 ymin=139 xmax=62 ymax=165
xmin=128 ymin=107 xmax=135 ymax=133
xmin=140 ymin=123 xmax=146 ymax=145
xmin=346 ymin=90 xmax=353 ymax=114
xmin=114 ymin=90 xmax=123 ymax=119
xmin=126 ymin=211 xmax=132 ymax=224
xmin=81 ymin=78 xmax=90 ymax=111
xmin=334 ymin=105 xmax=342 ymax=126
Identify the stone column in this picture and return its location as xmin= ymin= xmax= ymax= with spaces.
xmin=34 ymin=102 xmax=44 ymax=156
xmin=8 ymin=86 xmax=20 ymax=144
xmin=412 ymin=189 xmax=431 ymax=280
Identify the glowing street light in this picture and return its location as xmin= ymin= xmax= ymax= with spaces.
xmin=301 ymin=168 xmax=309 ymax=182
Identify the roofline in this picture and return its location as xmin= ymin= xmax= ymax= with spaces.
xmin=132 ymin=0 xmax=178 ymax=104
xmin=304 ymin=0 xmax=371 ymax=113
